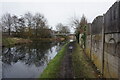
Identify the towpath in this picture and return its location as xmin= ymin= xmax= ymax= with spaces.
xmin=59 ymin=41 xmax=100 ymax=78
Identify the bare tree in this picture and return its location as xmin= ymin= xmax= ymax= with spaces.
xmin=61 ymin=26 xmax=70 ymax=34
xmin=1 ymin=12 xmax=51 ymax=38
xmin=56 ymin=23 xmax=63 ymax=32
xmin=0 ymin=21 xmax=2 ymax=33
xmin=1 ymin=13 xmax=13 ymax=36
xmin=24 ymin=12 xmax=34 ymax=38
xmin=71 ymin=18 xmax=81 ymax=29
xmin=70 ymin=14 xmax=87 ymax=32
xmin=70 ymin=14 xmax=87 ymax=43
xmin=0 ymin=20 xmax=6 ymax=33
xmin=33 ymin=13 xmax=47 ymax=37
xmin=12 ymin=15 xmax=19 ymax=35
xmin=24 ymin=12 xmax=34 ymax=28
xmin=56 ymin=23 xmax=70 ymax=34
xmin=0 ymin=21 xmax=2 ymax=42
xmin=17 ymin=17 xmax=25 ymax=37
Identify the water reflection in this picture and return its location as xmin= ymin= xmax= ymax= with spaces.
xmin=2 ymin=41 xmax=64 ymax=78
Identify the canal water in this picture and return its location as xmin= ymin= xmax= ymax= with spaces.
xmin=1 ymin=41 xmax=65 ymax=78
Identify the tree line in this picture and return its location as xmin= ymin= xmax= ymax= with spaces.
xmin=56 ymin=23 xmax=70 ymax=34
xmin=71 ymin=15 xmax=88 ymax=48
xmin=0 ymin=12 xmax=87 ymax=43
xmin=1 ymin=12 xmax=53 ymax=38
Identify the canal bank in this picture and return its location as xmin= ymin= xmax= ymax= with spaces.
xmin=72 ymin=42 xmax=100 ymax=78
xmin=2 ymin=37 xmax=66 ymax=47
xmin=2 ymin=37 xmax=32 ymax=47
xmin=40 ymin=41 xmax=100 ymax=78
xmin=40 ymin=42 xmax=68 ymax=78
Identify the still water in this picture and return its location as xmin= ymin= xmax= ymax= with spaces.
xmin=2 ymin=41 xmax=64 ymax=78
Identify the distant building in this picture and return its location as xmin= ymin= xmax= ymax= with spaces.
xmin=68 ymin=34 xmax=76 ymax=40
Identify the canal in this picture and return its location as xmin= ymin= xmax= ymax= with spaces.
xmin=1 ymin=41 xmax=65 ymax=78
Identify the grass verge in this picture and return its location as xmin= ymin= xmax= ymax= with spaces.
xmin=72 ymin=43 xmax=97 ymax=78
xmin=40 ymin=42 xmax=68 ymax=78
xmin=2 ymin=37 xmax=32 ymax=47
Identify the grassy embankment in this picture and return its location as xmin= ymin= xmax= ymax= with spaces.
xmin=40 ymin=42 xmax=99 ymax=78
xmin=72 ymin=43 xmax=99 ymax=78
xmin=2 ymin=37 xmax=66 ymax=47
xmin=31 ymin=37 xmax=65 ymax=42
xmin=2 ymin=37 xmax=32 ymax=47
xmin=40 ymin=42 xmax=68 ymax=78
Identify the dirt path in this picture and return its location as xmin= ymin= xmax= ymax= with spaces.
xmin=58 ymin=41 xmax=100 ymax=78
xmin=59 ymin=41 xmax=75 ymax=78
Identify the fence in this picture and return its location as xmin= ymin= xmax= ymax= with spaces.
xmin=85 ymin=1 xmax=120 ymax=78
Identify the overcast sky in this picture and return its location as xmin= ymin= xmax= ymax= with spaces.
xmin=0 ymin=0 xmax=116 ymax=31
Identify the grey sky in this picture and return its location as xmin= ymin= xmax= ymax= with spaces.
xmin=0 ymin=0 xmax=116 ymax=31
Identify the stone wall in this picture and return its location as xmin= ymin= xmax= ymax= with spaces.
xmin=85 ymin=1 xmax=120 ymax=78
